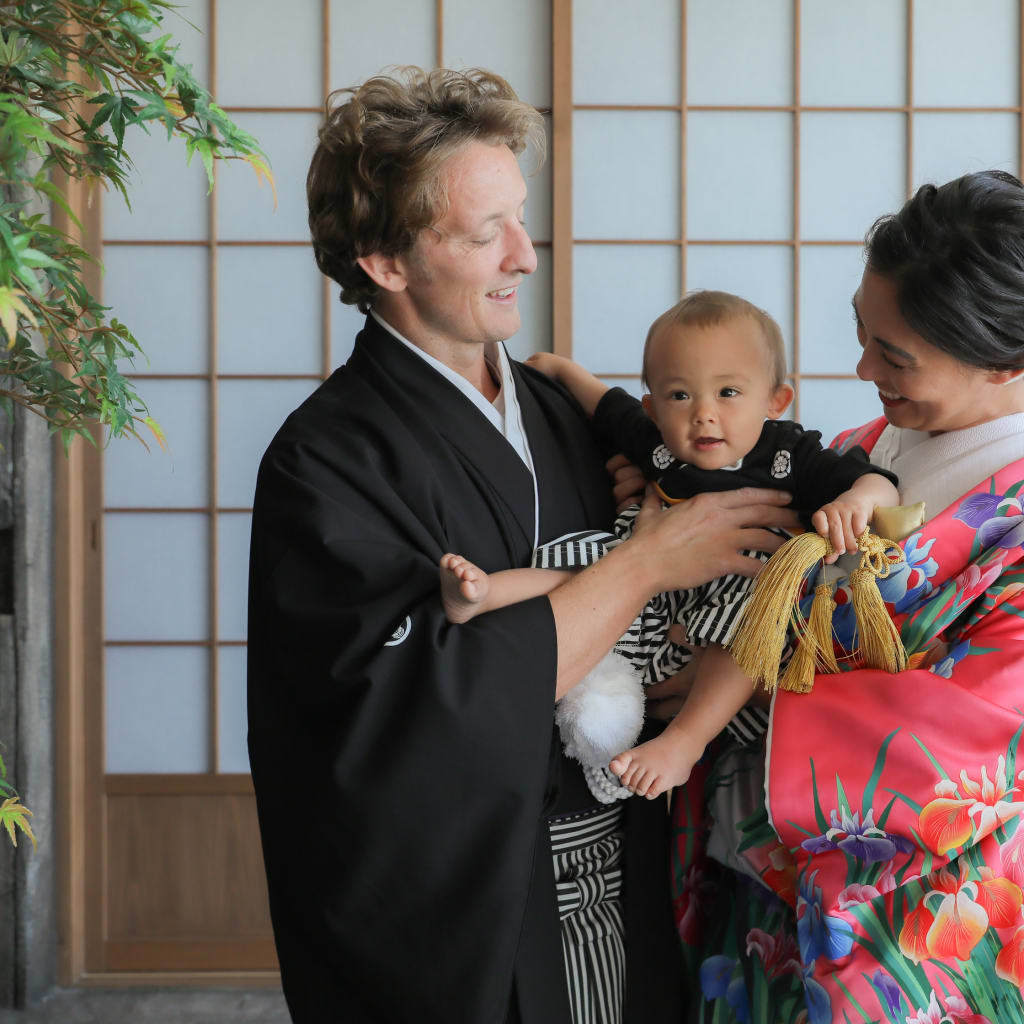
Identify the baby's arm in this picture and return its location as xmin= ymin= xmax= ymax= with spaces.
xmin=526 ymin=353 xmax=609 ymax=418
xmin=610 ymin=644 xmax=753 ymax=798
xmin=439 ymin=553 xmax=571 ymax=624
xmin=811 ymin=472 xmax=901 ymax=563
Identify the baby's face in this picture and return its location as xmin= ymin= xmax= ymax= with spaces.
xmin=642 ymin=317 xmax=792 ymax=471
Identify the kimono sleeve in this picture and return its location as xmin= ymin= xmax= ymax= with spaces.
xmin=591 ymin=387 xmax=664 ymax=475
xmin=247 ymin=436 xmax=563 ymax=1023
xmin=786 ymin=426 xmax=898 ymax=512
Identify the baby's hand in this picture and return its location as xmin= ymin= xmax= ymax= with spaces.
xmin=812 ymin=494 xmax=872 ymax=564
xmin=525 ymin=352 xmax=568 ymax=380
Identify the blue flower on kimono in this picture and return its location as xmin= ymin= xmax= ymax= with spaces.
xmin=869 ymin=969 xmax=903 ymax=1020
xmin=955 ymin=491 xmax=1009 ymax=529
xmin=698 ymin=955 xmax=750 ymax=1023
xmin=797 ymin=870 xmax=855 ymax=965
xmin=802 ymin=966 xmax=833 ymax=1024
xmin=876 ymin=531 xmax=938 ymax=614
xmin=801 ymin=808 xmax=915 ymax=862
xmin=929 ymin=640 xmax=971 ymax=679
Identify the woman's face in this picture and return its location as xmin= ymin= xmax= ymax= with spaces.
xmin=853 ymin=269 xmax=1018 ymax=434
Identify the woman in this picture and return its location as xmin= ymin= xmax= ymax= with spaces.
xmin=674 ymin=169 xmax=1024 ymax=1023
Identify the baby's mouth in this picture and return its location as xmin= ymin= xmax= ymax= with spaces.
xmin=693 ymin=437 xmax=724 ymax=450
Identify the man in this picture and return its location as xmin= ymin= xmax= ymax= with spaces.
xmin=247 ymin=67 xmax=792 ymax=1024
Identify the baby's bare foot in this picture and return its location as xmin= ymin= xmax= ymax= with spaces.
xmin=609 ymin=732 xmax=702 ymax=800
xmin=439 ymin=553 xmax=491 ymax=624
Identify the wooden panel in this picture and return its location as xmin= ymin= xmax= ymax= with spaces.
xmin=106 ymin=939 xmax=278 ymax=972
xmin=106 ymin=794 xmax=273 ymax=946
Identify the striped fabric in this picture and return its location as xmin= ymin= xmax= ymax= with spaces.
xmin=549 ymin=806 xmax=626 ymax=1024
xmin=533 ymin=507 xmax=776 ymax=746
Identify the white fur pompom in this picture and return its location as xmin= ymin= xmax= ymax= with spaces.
xmin=555 ymin=651 xmax=645 ymax=767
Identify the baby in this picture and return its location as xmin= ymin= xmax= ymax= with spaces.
xmin=440 ymin=291 xmax=899 ymax=799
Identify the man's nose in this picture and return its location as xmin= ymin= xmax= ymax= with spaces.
xmin=503 ymin=219 xmax=537 ymax=276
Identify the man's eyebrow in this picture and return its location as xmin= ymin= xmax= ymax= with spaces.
xmin=851 ymin=295 xmax=916 ymax=363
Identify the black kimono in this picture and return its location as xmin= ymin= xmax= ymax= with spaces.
xmin=247 ymin=316 xmax=682 ymax=1024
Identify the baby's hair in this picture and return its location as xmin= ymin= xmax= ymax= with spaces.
xmin=641 ymin=290 xmax=788 ymax=391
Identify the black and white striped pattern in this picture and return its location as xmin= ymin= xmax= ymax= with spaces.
xmin=549 ymin=806 xmax=625 ymax=1024
xmin=533 ymin=508 xmax=775 ymax=746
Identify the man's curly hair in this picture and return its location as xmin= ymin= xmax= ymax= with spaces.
xmin=307 ymin=66 xmax=545 ymax=313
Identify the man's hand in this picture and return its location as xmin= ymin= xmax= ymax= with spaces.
xmin=630 ymin=485 xmax=798 ymax=592
xmin=606 ymin=453 xmax=644 ymax=512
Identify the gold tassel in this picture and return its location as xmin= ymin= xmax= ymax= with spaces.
xmin=778 ymin=582 xmax=838 ymax=693
xmin=729 ymin=532 xmax=831 ymax=692
xmin=848 ymin=530 xmax=907 ymax=673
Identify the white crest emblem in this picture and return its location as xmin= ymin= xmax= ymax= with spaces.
xmin=385 ymin=616 xmax=412 ymax=647
xmin=652 ymin=444 xmax=674 ymax=470
xmin=771 ymin=450 xmax=792 ymax=479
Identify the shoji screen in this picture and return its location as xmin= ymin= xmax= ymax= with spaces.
xmin=87 ymin=0 xmax=552 ymax=977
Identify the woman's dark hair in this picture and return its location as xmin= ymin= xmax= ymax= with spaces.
xmin=865 ymin=169 xmax=1024 ymax=371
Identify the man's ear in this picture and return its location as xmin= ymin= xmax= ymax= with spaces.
xmin=766 ymin=383 xmax=794 ymax=420
xmin=356 ymin=253 xmax=408 ymax=294
xmin=641 ymin=393 xmax=659 ymax=426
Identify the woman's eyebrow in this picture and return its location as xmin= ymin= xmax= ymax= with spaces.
xmin=850 ymin=295 xmax=916 ymax=363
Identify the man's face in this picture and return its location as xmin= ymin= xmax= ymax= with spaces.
xmin=395 ymin=141 xmax=537 ymax=356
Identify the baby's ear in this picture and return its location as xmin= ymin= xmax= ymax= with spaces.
xmin=767 ymin=383 xmax=794 ymax=419
xmin=641 ymin=393 xmax=658 ymax=424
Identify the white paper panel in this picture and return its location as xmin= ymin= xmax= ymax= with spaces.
xmin=797 ymin=378 xmax=882 ymax=450
xmin=799 ymin=246 xmax=867 ymax=376
xmin=104 ymin=380 xmax=209 ymax=508
xmin=573 ymin=0 xmax=679 ymax=105
xmin=687 ymin=0 xmax=792 ymax=106
xmin=217 ymin=647 xmax=250 ymax=774
xmin=166 ymin=0 xmax=209 ymax=86
xmin=572 ymin=245 xmax=680 ymax=373
xmin=914 ymin=0 xmax=1018 ymax=107
xmin=687 ymin=113 xmax=792 ymax=241
xmin=103 ymin=246 xmax=209 ymax=375
xmin=104 ymin=513 xmax=208 ymax=640
xmin=445 ymin=0 xmax=550 ymax=109
xmin=106 ymin=646 xmax=209 ymax=773
xmin=217 ymin=513 xmax=251 ymax=643
xmin=218 ymin=247 xmax=322 ymax=374
xmin=506 ymin=249 xmax=552 ymax=361
xmin=913 ymin=113 xmax=1019 ymax=191
xmin=685 ymin=245 xmax=794 ymax=368
xmin=801 ymin=114 xmax=905 ymax=241
xmin=216 ymin=113 xmax=319 ymax=241
xmin=102 ymin=127 xmax=209 ymax=241
xmin=574 ymin=112 xmax=680 ymax=239
xmin=800 ymin=1 xmax=905 ymax=106
xmin=330 ymin=297 xmax=368 ymax=368
xmin=521 ymin=115 xmax=552 ymax=243
xmin=328 ymin=0 xmax=435 ymax=91
xmin=217 ymin=379 xmax=319 ymax=507
xmin=600 ymin=377 xmax=645 ymax=401
xmin=216 ymin=0 xmax=321 ymax=107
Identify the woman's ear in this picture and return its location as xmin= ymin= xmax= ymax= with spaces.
xmin=766 ymin=383 xmax=795 ymax=419
xmin=641 ymin=393 xmax=659 ymax=426
xmin=988 ymin=367 xmax=1024 ymax=387
xmin=356 ymin=252 xmax=408 ymax=293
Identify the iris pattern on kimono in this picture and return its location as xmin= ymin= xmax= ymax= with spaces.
xmin=671 ymin=418 xmax=1024 ymax=1024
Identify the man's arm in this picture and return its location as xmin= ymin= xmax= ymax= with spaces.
xmin=550 ymin=486 xmax=797 ymax=698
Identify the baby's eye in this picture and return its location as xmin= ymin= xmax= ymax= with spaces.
xmin=669 ymin=390 xmax=689 ymax=401
xmin=719 ymin=387 xmax=740 ymax=398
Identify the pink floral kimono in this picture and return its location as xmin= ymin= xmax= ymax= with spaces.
xmin=673 ymin=417 xmax=1024 ymax=1024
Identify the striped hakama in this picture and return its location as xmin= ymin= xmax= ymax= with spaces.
xmin=549 ymin=805 xmax=626 ymax=1024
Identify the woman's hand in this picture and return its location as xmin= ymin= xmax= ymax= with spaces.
xmin=606 ymin=453 xmax=645 ymax=512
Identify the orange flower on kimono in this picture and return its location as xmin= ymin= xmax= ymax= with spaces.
xmin=918 ymin=756 xmax=1024 ymax=855
xmin=899 ymin=862 xmax=1023 ymax=963
xmin=996 ymin=924 xmax=1024 ymax=986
